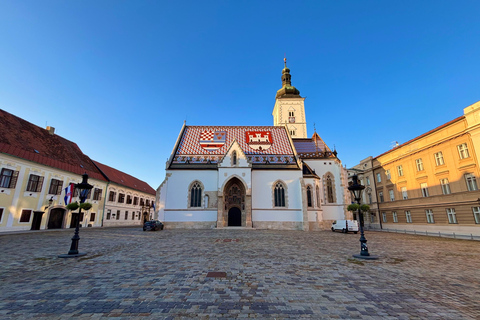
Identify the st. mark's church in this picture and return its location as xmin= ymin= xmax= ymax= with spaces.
xmin=157 ymin=59 xmax=349 ymax=231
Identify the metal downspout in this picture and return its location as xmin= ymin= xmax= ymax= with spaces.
xmin=101 ymin=181 xmax=110 ymax=227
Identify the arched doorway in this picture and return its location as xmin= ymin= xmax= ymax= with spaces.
xmin=228 ymin=207 xmax=241 ymax=226
xmin=48 ymin=208 xmax=66 ymax=229
xmin=223 ymin=177 xmax=245 ymax=227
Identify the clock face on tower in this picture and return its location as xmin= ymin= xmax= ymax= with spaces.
xmin=289 ymin=116 xmax=295 ymax=123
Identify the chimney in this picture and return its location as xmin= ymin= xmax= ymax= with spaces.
xmin=46 ymin=126 xmax=55 ymax=135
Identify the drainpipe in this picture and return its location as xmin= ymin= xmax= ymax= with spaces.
xmin=101 ymin=181 xmax=110 ymax=227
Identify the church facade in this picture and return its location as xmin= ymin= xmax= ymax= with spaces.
xmin=157 ymin=60 xmax=349 ymax=230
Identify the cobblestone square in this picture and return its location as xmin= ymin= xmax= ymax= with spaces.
xmin=0 ymin=228 xmax=479 ymax=319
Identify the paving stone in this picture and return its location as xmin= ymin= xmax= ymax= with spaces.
xmin=0 ymin=228 xmax=479 ymax=319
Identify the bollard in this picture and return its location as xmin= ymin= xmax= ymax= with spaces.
xmin=426 ymin=230 xmax=428 ymax=236
xmin=439 ymin=231 xmax=441 ymax=237
xmin=472 ymin=234 xmax=474 ymax=240
xmin=453 ymin=232 xmax=456 ymax=239
xmin=414 ymin=230 xmax=416 ymax=235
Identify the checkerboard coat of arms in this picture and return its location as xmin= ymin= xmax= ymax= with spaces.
xmin=199 ymin=130 xmax=226 ymax=151
xmin=245 ymin=131 xmax=272 ymax=150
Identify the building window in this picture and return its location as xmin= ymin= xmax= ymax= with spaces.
xmin=0 ymin=208 xmax=3 ymax=223
xmin=473 ymin=207 xmax=480 ymax=224
xmin=106 ymin=209 xmax=111 ymax=220
xmin=132 ymin=211 xmax=136 ymax=220
xmin=274 ymin=182 xmax=286 ymax=207
xmin=146 ymin=199 xmax=150 ymax=206
xmin=0 ymin=168 xmax=19 ymax=188
xmin=425 ymin=209 xmax=434 ymax=223
xmin=325 ymin=174 xmax=335 ymax=203
xmin=366 ymin=177 xmax=370 ymax=185
xmin=90 ymin=212 xmax=96 ymax=222
xmin=125 ymin=211 xmax=128 ymax=220
xmin=457 ymin=143 xmax=470 ymax=159
xmin=393 ymin=211 xmax=398 ymax=223
xmin=368 ymin=193 xmax=372 ymax=204
xmin=190 ymin=182 xmax=202 ymax=207
xmin=447 ymin=208 xmax=457 ymax=224
xmin=440 ymin=178 xmax=451 ymax=195
xmin=133 ymin=197 xmax=139 ymax=205
xmin=306 ymin=186 xmax=313 ymax=207
xmin=401 ymin=187 xmax=408 ymax=200
xmin=108 ymin=191 xmax=116 ymax=202
xmin=289 ymin=111 xmax=294 ymax=117
xmin=48 ymin=179 xmax=63 ymax=195
xmin=140 ymin=198 xmax=145 ymax=206
xmin=290 ymin=130 xmax=296 ymax=136
xmin=20 ymin=209 xmax=32 ymax=223
xmin=232 ymin=151 xmax=237 ymax=166
xmin=84 ymin=188 xmax=92 ymax=200
xmin=421 ymin=183 xmax=429 ymax=197
xmin=465 ymin=174 xmax=478 ymax=191
xmin=385 ymin=170 xmax=391 ymax=180
xmin=434 ymin=152 xmax=445 ymax=166
xmin=138 ymin=211 xmax=141 ymax=220
xmin=376 ymin=173 xmax=381 ymax=183
xmin=405 ymin=211 xmax=412 ymax=223
xmin=397 ymin=165 xmax=404 ymax=177
xmin=370 ymin=213 xmax=375 ymax=223
xmin=118 ymin=193 xmax=125 ymax=203
xmin=389 ymin=190 xmax=395 ymax=201
xmin=382 ymin=212 xmax=387 ymax=223
xmin=26 ymin=174 xmax=44 ymax=192
xmin=126 ymin=195 xmax=132 ymax=204
xmin=116 ymin=210 xmax=120 ymax=220
xmin=93 ymin=188 xmax=102 ymax=200
xmin=378 ymin=191 xmax=384 ymax=203
xmin=415 ymin=158 xmax=424 ymax=171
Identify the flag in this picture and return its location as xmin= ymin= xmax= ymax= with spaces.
xmin=64 ymin=183 xmax=74 ymax=205
xmin=152 ymin=201 xmax=156 ymax=212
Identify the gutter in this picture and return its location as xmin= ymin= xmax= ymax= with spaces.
xmin=101 ymin=181 xmax=109 ymax=227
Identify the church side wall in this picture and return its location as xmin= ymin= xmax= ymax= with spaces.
xmin=251 ymin=170 xmax=304 ymax=230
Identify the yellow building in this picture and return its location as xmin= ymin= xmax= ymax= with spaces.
xmin=372 ymin=101 xmax=480 ymax=235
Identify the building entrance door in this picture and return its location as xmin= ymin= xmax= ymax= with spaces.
xmin=228 ymin=207 xmax=241 ymax=226
xmin=31 ymin=211 xmax=44 ymax=230
xmin=48 ymin=208 xmax=65 ymax=229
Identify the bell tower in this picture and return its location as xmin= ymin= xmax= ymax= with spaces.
xmin=272 ymin=58 xmax=307 ymax=138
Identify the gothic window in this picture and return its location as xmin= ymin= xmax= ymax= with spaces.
xmin=190 ymin=182 xmax=202 ymax=207
xmin=232 ymin=151 xmax=237 ymax=166
xmin=274 ymin=182 xmax=286 ymax=207
xmin=325 ymin=174 xmax=335 ymax=203
xmin=307 ymin=186 xmax=312 ymax=207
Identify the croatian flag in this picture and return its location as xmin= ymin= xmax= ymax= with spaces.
xmin=64 ymin=183 xmax=74 ymax=205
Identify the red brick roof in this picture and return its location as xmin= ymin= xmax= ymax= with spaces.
xmin=93 ymin=160 xmax=155 ymax=195
xmin=0 ymin=109 xmax=106 ymax=181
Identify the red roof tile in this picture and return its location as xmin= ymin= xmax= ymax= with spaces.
xmin=0 ymin=109 xmax=106 ymax=181
xmin=93 ymin=160 xmax=155 ymax=195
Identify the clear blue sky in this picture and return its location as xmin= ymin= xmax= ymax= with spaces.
xmin=1 ymin=1 xmax=479 ymax=188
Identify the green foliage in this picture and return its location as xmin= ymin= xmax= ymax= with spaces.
xmin=80 ymin=203 xmax=92 ymax=211
xmin=66 ymin=202 xmax=79 ymax=211
xmin=347 ymin=204 xmax=359 ymax=212
xmin=360 ymin=204 xmax=370 ymax=212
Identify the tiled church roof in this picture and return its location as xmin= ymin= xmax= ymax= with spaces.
xmin=172 ymin=126 xmax=297 ymax=165
xmin=0 ymin=109 xmax=106 ymax=181
xmin=93 ymin=160 xmax=155 ymax=195
xmin=293 ymin=132 xmax=337 ymax=159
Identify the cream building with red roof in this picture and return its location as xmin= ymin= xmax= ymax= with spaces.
xmin=157 ymin=60 xmax=349 ymax=230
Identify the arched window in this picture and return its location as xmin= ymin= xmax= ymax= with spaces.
xmin=274 ymin=182 xmax=286 ymax=207
xmin=232 ymin=151 xmax=237 ymax=166
xmin=307 ymin=186 xmax=312 ymax=207
xmin=190 ymin=182 xmax=202 ymax=207
xmin=316 ymin=186 xmax=321 ymax=207
xmin=326 ymin=175 xmax=334 ymax=203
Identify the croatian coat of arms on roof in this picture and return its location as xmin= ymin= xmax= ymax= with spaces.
xmin=199 ymin=130 xmax=226 ymax=151
xmin=245 ymin=131 xmax=272 ymax=150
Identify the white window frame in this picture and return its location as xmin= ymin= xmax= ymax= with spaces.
xmin=392 ymin=211 xmax=398 ymax=223
xmin=473 ymin=207 xmax=480 ymax=224
xmin=425 ymin=209 xmax=434 ymax=223
xmin=389 ymin=190 xmax=394 ymax=201
xmin=376 ymin=173 xmax=381 ymax=183
xmin=385 ymin=169 xmax=391 ymax=180
xmin=366 ymin=177 xmax=370 ymax=186
xmin=420 ymin=183 xmax=429 ymax=197
xmin=397 ymin=165 xmax=404 ymax=177
xmin=440 ymin=178 xmax=451 ymax=195
xmin=378 ymin=191 xmax=384 ymax=203
xmin=457 ymin=143 xmax=470 ymax=159
xmin=465 ymin=173 xmax=478 ymax=191
xmin=382 ymin=212 xmax=387 ymax=223
xmin=434 ymin=152 xmax=445 ymax=166
xmin=415 ymin=158 xmax=424 ymax=171
xmin=447 ymin=208 xmax=457 ymax=224
xmin=401 ymin=187 xmax=408 ymax=200
xmin=405 ymin=211 xmax=412 ymax=223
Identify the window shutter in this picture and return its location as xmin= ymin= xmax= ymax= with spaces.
xmin=10 ymin=171 xmax=19 ymax=188
xmin=36 ymin=176 xmax=44 ymax=192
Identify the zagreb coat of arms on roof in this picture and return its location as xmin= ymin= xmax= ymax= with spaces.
xmin=199 ymin=130 xmax=226 ymax=151
xmin=245 ymin=131 xmax=272 ymax=150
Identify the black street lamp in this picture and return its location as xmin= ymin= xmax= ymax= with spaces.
xmin=59 ymin=173 xmax=93 ymax=258
xmin=348 ymin=174 xmax=378 ymax=260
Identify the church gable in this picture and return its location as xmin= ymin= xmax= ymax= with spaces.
xmin=218 ymin=139 xmax=249 ymax=168
xmin=170 ymin=126 xmax=298 ymax=167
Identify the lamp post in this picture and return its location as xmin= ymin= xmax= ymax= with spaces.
xmin=348 ymin=174 xmax=378 ymax=260
xmin=59 ymin=173 xmax=93 ymax=258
